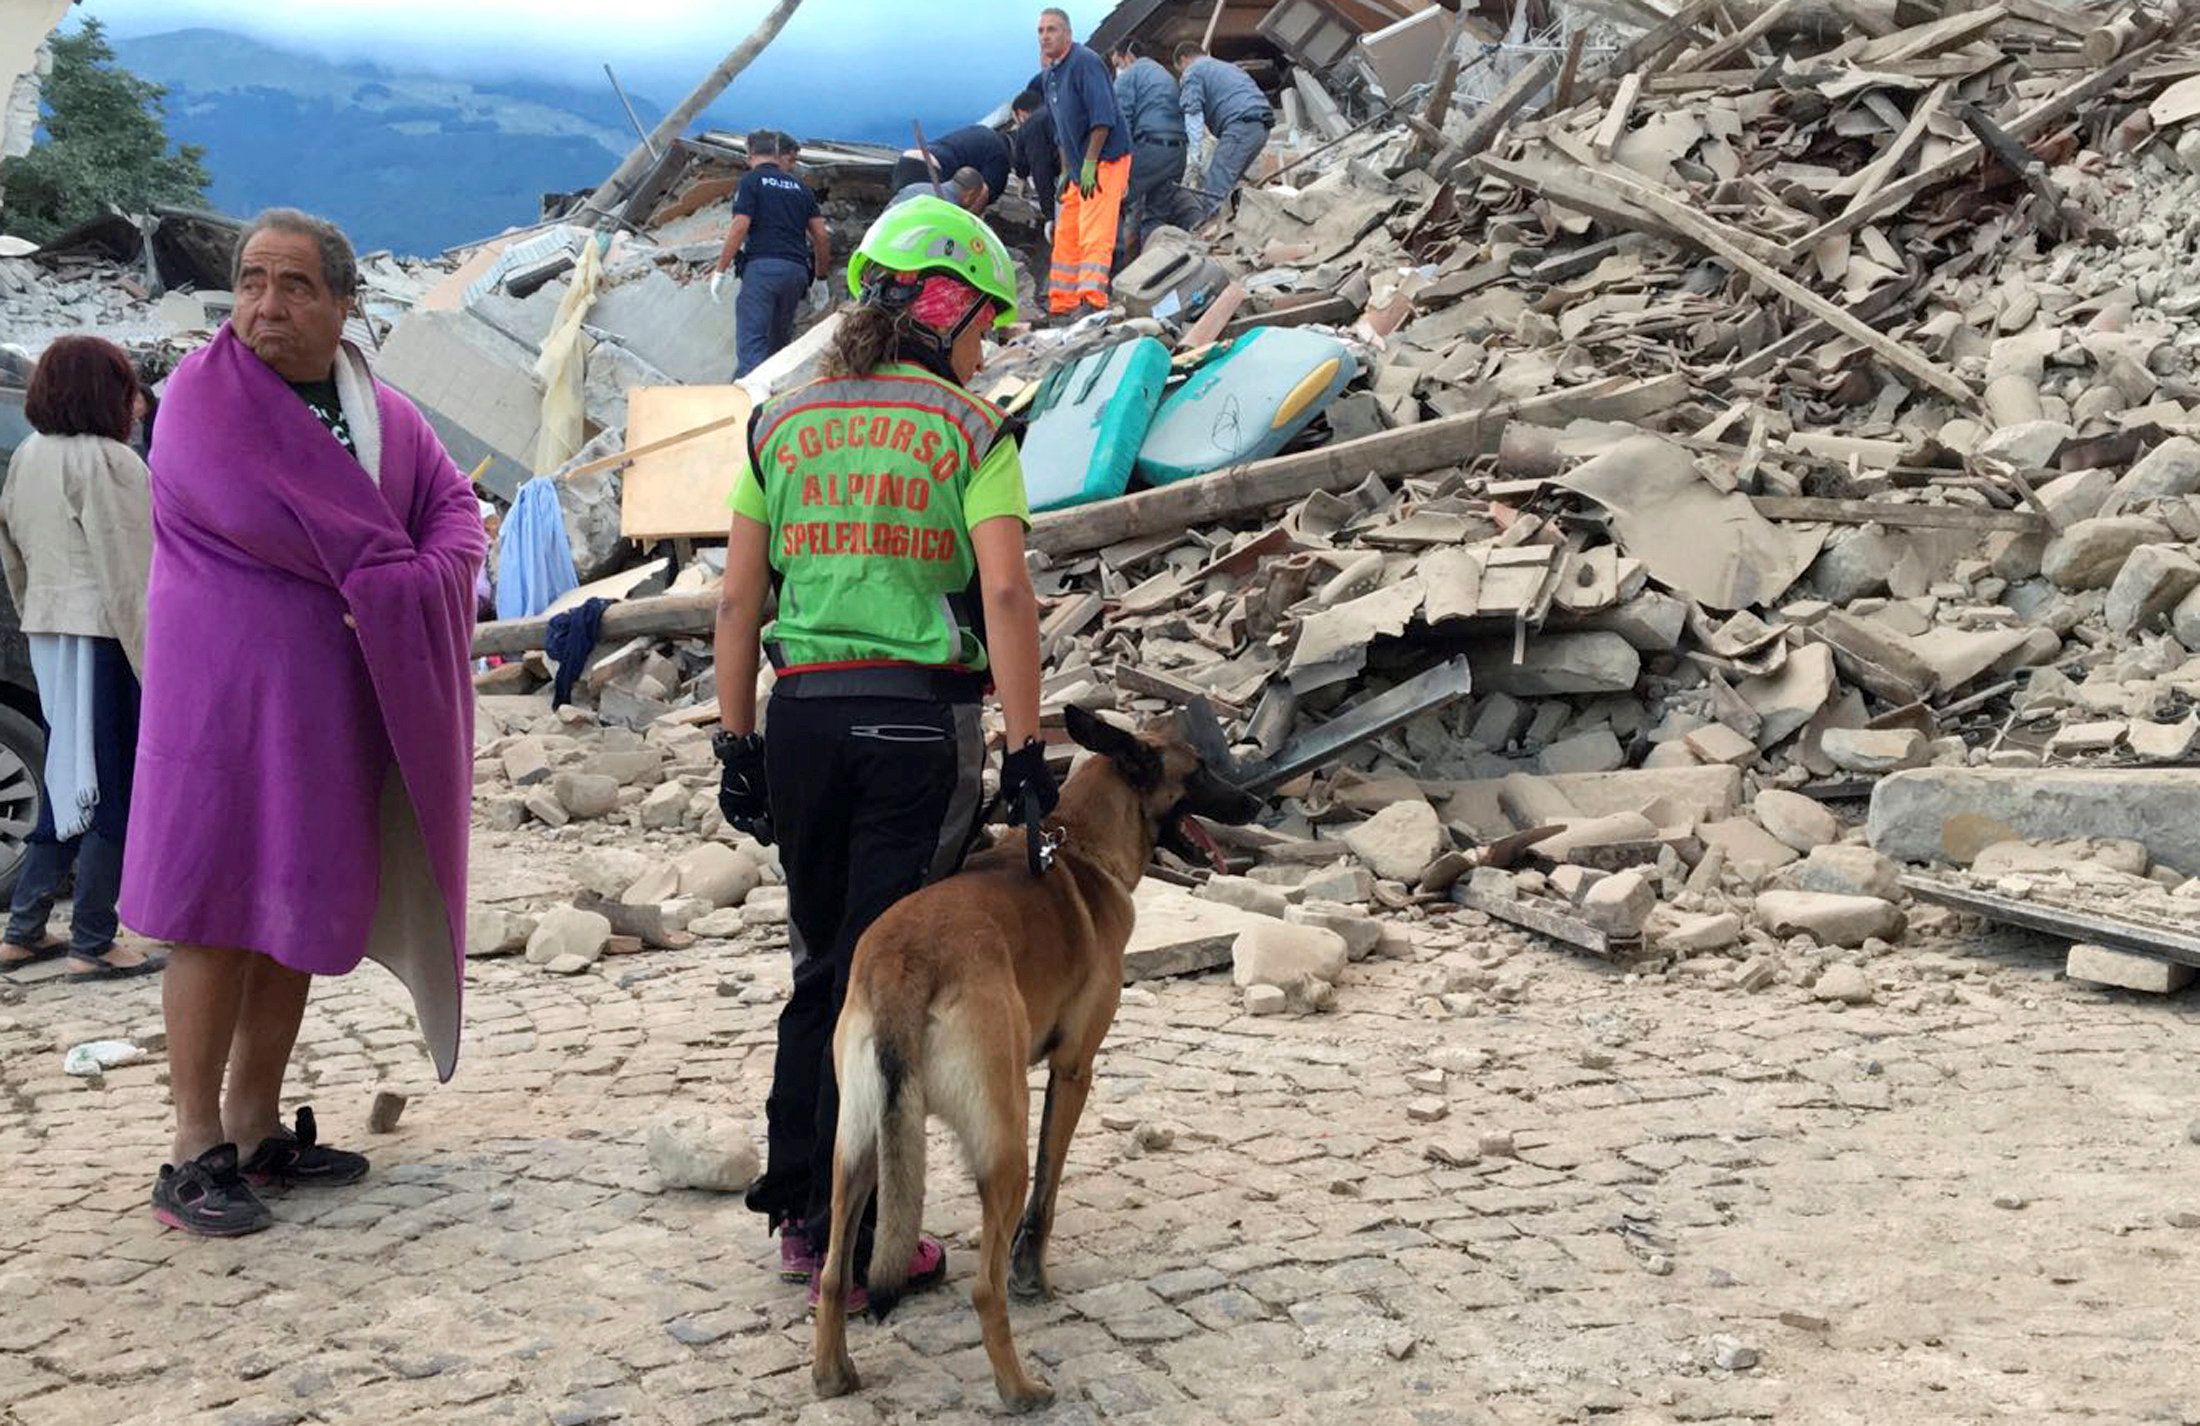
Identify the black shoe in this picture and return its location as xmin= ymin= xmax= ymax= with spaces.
xmin=240 ymin=1106 xmax=369 ymax=1189
xmin=153 ymin=1144 xmax=274 ymax=1237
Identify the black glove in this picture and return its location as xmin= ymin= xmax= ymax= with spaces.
xmin=999 ymin=739 xmax=1060 ymax=821
xmin=714 ymin=731 xmax=774 ymax=845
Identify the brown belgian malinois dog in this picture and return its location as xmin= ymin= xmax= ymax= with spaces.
xmin=811 ymin=704 xmax=1262 ymax=1411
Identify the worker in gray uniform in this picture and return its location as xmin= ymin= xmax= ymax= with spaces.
xmin=1107 ymin=39 xmax=1190 ymax=253
xmin=1173 ymin=42 xmax=1275 ymax=224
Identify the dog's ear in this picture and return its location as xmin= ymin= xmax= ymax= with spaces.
xmin=1065 ymin=705 xmax=1162 ymax=787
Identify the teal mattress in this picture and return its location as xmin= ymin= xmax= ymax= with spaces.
xmin=1135 ymin=327 xmax=1358 ymax=487
xmin=1019 ymin=336 xmax=1173 ymax=512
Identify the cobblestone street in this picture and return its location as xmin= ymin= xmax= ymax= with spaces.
xmin=5 ymin=835 xmax=2200 ymax=1426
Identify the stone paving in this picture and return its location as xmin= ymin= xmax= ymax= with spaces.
xmin=6 ymin=833 xmax=2200 ymax=1426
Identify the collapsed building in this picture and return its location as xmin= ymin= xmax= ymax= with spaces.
xmin=12 ymin=0 xmax=2200 ymax=1003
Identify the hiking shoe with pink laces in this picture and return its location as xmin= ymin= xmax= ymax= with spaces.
xmin=807 ymin=1234 xmax=949 ymax=1316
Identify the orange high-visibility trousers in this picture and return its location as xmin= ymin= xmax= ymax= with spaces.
xmin=1047 ymin=154 xmax=1131 ymax=314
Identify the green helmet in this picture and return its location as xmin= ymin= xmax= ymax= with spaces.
xmin=847 ymin=196 xmax=1020 ymax=328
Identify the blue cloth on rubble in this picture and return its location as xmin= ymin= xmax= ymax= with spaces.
xmin=545 ymin=597 xmax=612 ymax=709
xmin=494 ymin=476 xmax=578 ymax=621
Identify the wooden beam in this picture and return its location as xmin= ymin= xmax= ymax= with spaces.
xmin=1475 ymin=152 xmax=1684 ymax=243
xmin=1958 ymin=101 xmax=2072 ymax=241
xmin=1555 ymin=29 xmax=1591 ymax=110
xmin=1653 ymin=193 xmax=1977 ymax=404
xmin=1827 ymin=78 xmax=1951 ymax=204
xmin=1027 ymin=375 xmax=1684 ymax=559
xmin=1220 ymin=292 xmax=1360 ymax=338
xmin=1787 ymin=44 xmax=2159 ymax=257
xmin=1672 ymin=0 xmax=1801 ymax=72
xmin=559 ymin=410 xmax=748 ymax=482
xmin=1439 ymin=54 xmax=1562 ymax=178
xmin=1751 ymin=495 xmax=2044 ymax=532
xmin=1593 ymin=0 xmax=1724 ymax=87
xmin=1857 ymin=3 xmax=2008 ymax=63
xmin=1554 ymin=144 xmax=1791 ymax=266
xmin=473 ymin=590 xmax=719 ymax=658
xmin=1999 ymin=0 xmax=2094 ymax=36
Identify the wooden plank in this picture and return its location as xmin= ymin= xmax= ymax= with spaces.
xmin=1642 ymin=187 xmax=1979 ymax=404
xmin=2000 ymin=0 xmax=2092 ymax=36
xmin=1787 ymin=45 xmax=2160 ymax=257
xmin=1858 ymin=3 xmax=2007 ymax=63
xmin=1672 ymin=0 xmax=1801 ymax=72
xmin=1958 ymin=101 xmax=2071 ymax=240
xmin=1474 ymin=153 xmax=1684 ymax=243
xmin=1827 ymin=0 xmax=1898 ymax=37
xmin=1180 ymin=281 xmax=1248 ymax=350
xmin=1901 ymin=873 xmax=2200 ymax=970
xmin=1114 ymin=663 xmax=1250 ymax=711
xmin=1829 ymin=79 xmax=1951 ymax=204
xmin=1555 ymin=29 xmax=1591 ymax=110
xmin=1039 ymin=592 xmax=1103 ymax=659
xmin=1751 ymin=495 xmax=2044 ymax=532
xmin=473 ymin=590 xmax=719 ymax=658
xmin=1440 ymin=54 xmax=1562 ymax=178
xmin=1557 ymin=146 xmax=1791 ymax=267
xmin=619 ymin=384 xmax=753 ymax=541
xmin=1593 ymin=71 xmax=1644 ymax=159
xmin=1221 ymin=292 xmax=1359 ymax=339
xmin=1593 ymin=0 xmax=1724 ymax=86
xmin=1028 ymin=376 xmax=1684 ymax=559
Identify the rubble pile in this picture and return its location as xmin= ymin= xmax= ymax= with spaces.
xmin=454 ymin=4 xmax=2200 ymax=1010
xmin=11 ymin=1 xmax=2200 ymax=1005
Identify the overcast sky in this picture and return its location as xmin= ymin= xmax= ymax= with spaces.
xmin=78 ymin=0 xmax=1123 ymax=130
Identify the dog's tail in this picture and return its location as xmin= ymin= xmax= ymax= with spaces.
xmin=838 ymin=1001 xmax=928 ymax=1323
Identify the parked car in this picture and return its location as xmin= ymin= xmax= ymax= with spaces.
xmin=0 ymin=384 xmax=48 ymax=899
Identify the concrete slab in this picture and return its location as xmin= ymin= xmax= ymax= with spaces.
xmin=378 ymin=309 xmax=544 ymax=500
xmin=1442 ymin=764 xmax=1744 ymax=840
xmin=1125 ymin=882 xmax=1287 ymax=982
xmin=590 ymin=267 xmax=740 ymax=386
xmin=1871 ymin=768 xmax=2200 ymax=871
xmin=2067 ymin=942 xmax=2195 ymax=995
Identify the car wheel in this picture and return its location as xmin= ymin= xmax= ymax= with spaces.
xmin=0 ymin=702 xmax=45 ymax=900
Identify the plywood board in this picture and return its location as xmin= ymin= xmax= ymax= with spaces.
xmin=620 ymin=385 xmax=753 ymax=541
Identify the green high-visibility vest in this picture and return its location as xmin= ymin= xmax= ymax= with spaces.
xmin=734 ymin=363 xmax=1028 ymax=674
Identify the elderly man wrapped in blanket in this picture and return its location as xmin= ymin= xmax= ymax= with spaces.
xmin=123 ymin=208 xmax=486 ymax=1237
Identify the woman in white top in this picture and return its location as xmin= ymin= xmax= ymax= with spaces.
xmin=0 ymin=336 xmax=162 ymax=981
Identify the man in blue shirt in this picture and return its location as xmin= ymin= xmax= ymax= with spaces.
xmin=885 ymin=166 xmax=989 ymax=214
xmin=1107 ymin=40 xmax=1191 ymax=253
xmin=889 ymin=124 xmax=1012 ymax=214
xmin=710 ymin=130 xmax=832 ymax=378
xmin=1173 ymin=43 xmax=1276 ymax=225
xmin=1010 ymin=90 xmax=1060 ymax=230
xmin=1037 ymin=7 xmax=1130 ymax=316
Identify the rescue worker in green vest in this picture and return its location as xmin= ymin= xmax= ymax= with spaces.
xmin=712 ymin=197 xmax=1054 ymax=1311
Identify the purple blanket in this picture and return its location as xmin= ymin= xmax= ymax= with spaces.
xmin=121 ymin=326 xmax=485 ymax=1079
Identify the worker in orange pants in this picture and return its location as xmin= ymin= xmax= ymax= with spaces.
xmin=1047 ymin=153 xmax=1129 ymax=314
xmin=1037 ymin=7 xmax=1132 ymax=316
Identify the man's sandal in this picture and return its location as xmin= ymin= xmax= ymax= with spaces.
xmin=0 ymin=936 xmax=68 ymax=974
xmin=64 ymin=948 xmax=167 ymax=982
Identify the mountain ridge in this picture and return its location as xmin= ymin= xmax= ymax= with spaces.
xmin=112 ymin=28 xmax=663 ymax=255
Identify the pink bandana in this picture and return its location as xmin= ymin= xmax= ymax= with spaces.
xmin=909 ymin=273 xmax=994 ymax=334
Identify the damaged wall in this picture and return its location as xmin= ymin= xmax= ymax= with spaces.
xmin=0 ymin=0 xmax=72 ymax=168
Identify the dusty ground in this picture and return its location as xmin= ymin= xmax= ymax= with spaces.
xmin=5 ymin=826 xmax=2200 ymax=1426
